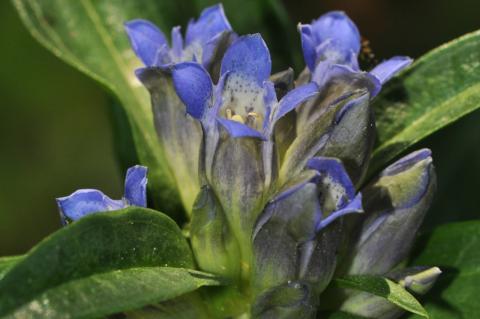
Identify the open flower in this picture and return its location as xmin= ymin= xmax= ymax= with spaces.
xmin=125 ymin=4 xmax=233 ymax=69
xmin=298 ymin=11 xmax=412 ymax=94
xmin=124 ymin=4 xmax=236 ymax=212
xmin=170 ymin=34 xmax=318 ymax=141
xmin=56 ymin=166 xmax=147 ymax=224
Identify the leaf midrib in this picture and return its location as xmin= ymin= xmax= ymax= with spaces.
xmin=372 ymin=82 xmax=480 ymax=160
xmin=79 ymin=0 xmax=147 ymax=110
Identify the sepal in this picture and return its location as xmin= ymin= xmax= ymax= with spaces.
xmin=136 ymin=67 xmax=202 ymax=212
xmin=252 ymin=281 xmax=317 ymax=319
xmin=189 ymin=186 xmax=240 ymax=278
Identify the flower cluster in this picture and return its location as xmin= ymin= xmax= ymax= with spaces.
xmin=57 ymin=5 xmax=439 ymax=318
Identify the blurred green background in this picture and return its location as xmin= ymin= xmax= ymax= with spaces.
xmin=1 ymin=0 xmax=479 ymax=255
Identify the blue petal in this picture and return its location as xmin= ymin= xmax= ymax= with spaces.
xmin=124 ymin=19 xmax=169 ymax=66
xmin=220 ymin=34 xmax=272 ymax=85
xmin=311 ymin=11 xmax=361 ymax=55
xmin=315 ymin=39 xmax=359 ymax=69
xmin=317 ymin=192 xmax=363 ymax=230
xmin=299 ymin=24 xmax=317 ymax=71
xmin=124 ymin=165 xmax=148 ymax=207
xmin=312 ymin=63 xmax=381 ymax=97
xmin=370 ymin=56 xmax=413 ymax=84
xmin=263 ymin=81 xmax=277 ymax=109
xmin=274 ymin=82 xmax=319 ymax=121
xmin=185 ymin=4 xmax=232 ymax=46
xmin=171 ymin=26 xmax=183 ymax=59
xmin=217 ymin=118 xmax=266 ymax=140
xmin=262 ymin=81 xmax=277 ymax=131
xmin=56 ymin=189 xmax=125 ymax=222
xmin=307 ymin=157 xmax=356 ymax=202
xmin=171 ymin=62 xmax=213 ymax=119
xmin=201 ymin=31 xmax=236 ymax=68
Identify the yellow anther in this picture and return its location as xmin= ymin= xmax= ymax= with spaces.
xmin=247 ymin=112 xmax=261 ymax=120
xmin=231 ymin=114 xmax=245 ymax=124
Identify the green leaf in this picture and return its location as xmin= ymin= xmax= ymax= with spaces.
xmin=0 ymin=255 xmax=23 ymax=281
xmin=334 ymin=275 xmax=429 ymax=318
xmin=124 ymin=292 xmax=211 ymax=319
xmin=321 ymin=311 xmax=370 ymax=319
xmin=407 ymin=220 xmax=480 ymax=319
xmin=371 ymin=30 xmax=480 ymax=174
xmin=11 ymin=0 xmax=196 ymax=216
xmin=10 ymin=268 xmax=219 ymax=319
xmin=0 ymin=207 xmax=197 ymax=317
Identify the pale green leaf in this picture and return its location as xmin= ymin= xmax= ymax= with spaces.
xmin=334 ymin=275 xmax=428 ymax=318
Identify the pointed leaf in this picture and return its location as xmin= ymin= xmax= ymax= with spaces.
xmin=334 ymin=275 xmax=429 ymax=318
xmin=371 ymin=30 xmax=480 ymax=174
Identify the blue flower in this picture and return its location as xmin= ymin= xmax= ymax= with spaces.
xmin=170 ymin=34 xmax=319 ymax=141
xmin=56 ymin=165 xmax=148 ymax=224
xmin=125 ymin=4 xmax=234 ymax=68
xmin=299 ymin=11 xmax=412 ymax=96
xmin=126 ymin=5 xmax=236 ymax=213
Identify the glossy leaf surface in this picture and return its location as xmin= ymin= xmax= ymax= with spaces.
xmin=407 ymin=221 xmax=480 ymax=319
xmin=371 ymin=30 xmax=480 ymax=174
xmin=0 ymin=207 xmax=195 ymax=317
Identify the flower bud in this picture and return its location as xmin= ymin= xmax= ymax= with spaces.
xmin=253 ymin=158 xmax=363 ymax=296
xmin=280 ymin=89 xmax=369 ymax=182
xmin=252 ymin=182 xmax=321 ymax=293
xmin=389 ymin=266 xmax=442 ymax=295
xmin=343 ymin=149 xmax=436 ymax=275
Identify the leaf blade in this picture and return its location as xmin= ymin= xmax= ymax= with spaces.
xmin=0 ymin=256 xmax=23 ymax=281
xmin=334 ymin=275 xmax=429 ymax=318
xmin=407 ymin=220 xmax=480 ymax=319
xmin=10 ymin=267 xmax=219 ymax=319
xmin=371 ymin=29 xmax=480 ymax=174
xmin=0 ymin=207 xmax=195 ymax=317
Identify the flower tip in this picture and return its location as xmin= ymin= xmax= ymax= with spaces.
xmin=123 ymin=19 xmax=138 ymax=30
xmin=384 ymin=148 xmax=432 ymax=176
xmin=127 ymin=165 xmax=148 ymax=175
xmin=123 ymin=19 xmax=158 ymax=34
xmin=402 ymin=266 xmax=442 ymax=295
xmin=324 ymin=10 xmax=349 ymax=19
